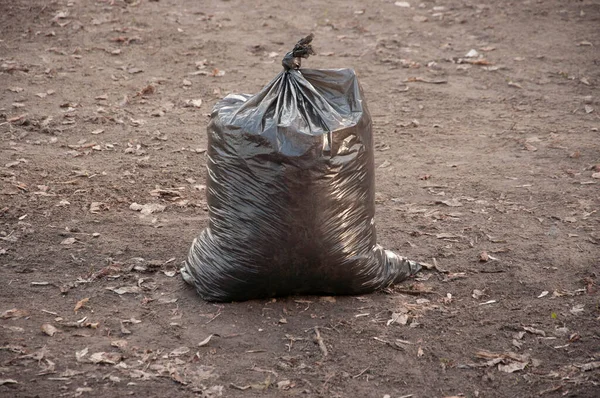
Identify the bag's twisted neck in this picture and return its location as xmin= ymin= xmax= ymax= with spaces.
xmin=282 ymin=34 xmax=316 ymax=71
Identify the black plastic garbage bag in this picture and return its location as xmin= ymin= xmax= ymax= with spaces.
xmin=181 ymin=35 xmax=421 ymax=302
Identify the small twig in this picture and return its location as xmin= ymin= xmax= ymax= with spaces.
xmin=205 ymin=311 xmax=221 ymax=324
xmin=249 ymin=365 xmax=278 ymax=378
xmin=538 ymin=385 xmax=563 ymax=396
xmin=313 ymin=327 xmax=328 ymax=357
xmin=352 ymin=367 xmax=370 ymax=379
xmin=320 ymin=372 xmax=336 ymax=393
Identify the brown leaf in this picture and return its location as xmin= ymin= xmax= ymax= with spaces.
xmin=139 ymin=85 xmax=155 ymax=96
xmin=475 ymin=350 xmax=502 ymax=359
xmin=111 ymin=340 xmax=128 ymax=349
xmin=387 ymin=312 xmax=409 ymax=326
xmin=524 ymin=143 xmax=537 ymax=152
xmin=107 ymin=286 xmax=141 ymax=295
xmin=129 ymin=203 xmax=166 ymax=215
xmin=498 ymin=361 xmax=527 ymax=373
xmin=1 ymin=308 xmax=30 ymax=319
xmin=319 ymin=296 xmax=336 ymax=303
xmin=436 ymin=199 xmax=463 ymax=207
xmin=170 ymin=369 xmax=187 ymax=385
xmin=89 ymin=352 xmax=122 ymax=365
xmin=74 ymin=297 xmax=89 ymax=313
xmin=508 ymin=81 xmax=523 ymax=89
xmin=479 ymin=251 xmax=489 ymax=262
xmin=169 ymin=346 xmax=191 ymax=357
xmin=198 ymin=334 xmax=215 ymax=347
xmin=75 ymin=347 xmax=88 ymax=362
xmin=90 ymin=202 xmax=108 ymax=213
xmin=277 ymin=380 xmax=292 ymax=390
xmin=230 ymin=384 xmax=252 ymax=391
xmin=575 ymin=361 xmax=600 ymax=372
xmin=41 ymin=323 xmax=58 ymax=336
xmin=0 ymin=379 xmax=18 ymax=385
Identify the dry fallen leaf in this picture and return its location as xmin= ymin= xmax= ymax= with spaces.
xmin=524 ymin=143 xmax=538 ymax=152
xmin=508 ymin=81 xmax=523 ymax=89
xmin=512 ymin=339 xmax=523 ymax=349
xmin=523 ymin=326 xmax=546 ymax=336
xmin=60 ymin=237 xmax=77 ymax=245
xmin=437 ymin=199 xmax=463 ymax=207
xmin=170 ymin=369 xmax=187 ymax=385
xmin=41 ymin=323 xmax=58 ymax=336
xmin=74 ymin=297 xmax=89 ymax=313
xmin=107 ymin=286 xmax=142 ymax=295
xmin=139 ymin=85 xmax=155 ymax=96
xmin=111 ymin=340 xmax=128 ymax=349
xmin=1 ymin=308 xmax=30 ymax=319
xmin=319 ymin=296 xmax=336 ymax=303
xmin=75 ymin=347 xmax=89 ymax=362
xmin=378 ymin=160 xmax=392 ymax=169
xmin=498 ymin=361 xmax=527 ymax=373
xmin=198 ymin=334 xmax=216 ymax=347
xmin=0 ymin=379 xmax=18 ymax=386
xmin=417 ymin=346 xmax=424 ymax=357
xmin=465 ymin=49 xmax=479 ymax=58
xmin=575 ymin=361 xmax=600 ymax=372
xmin=129 ymin=202 xmax=166 ymax=215
xmin=1 ymin=325 xmax=24 ymax=333
xmin=570 ymin=304 xmax=584 ymax=315
xmin=90 ymin=352 xmax=122 ymax=365
xmin=185 ymin=99 xmax=203 ymax=108
xmin=387 ymin=312 xmax=409 ymax=326
xmin=169 ymin=346 xmax=191 ymax=357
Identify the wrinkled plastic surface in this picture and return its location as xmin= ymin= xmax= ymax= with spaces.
xmin=182 ymin=38 xmax=421 ymax=302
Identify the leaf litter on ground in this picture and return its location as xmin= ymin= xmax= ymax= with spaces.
xmin=1 ymin=308 xmax=30 ymax=319
xmin=74 ymin=297 xmax=89 ymax=313
xmin=41 ymin=323 xmax=58 ymax=336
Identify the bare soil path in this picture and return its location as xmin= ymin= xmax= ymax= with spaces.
xmin=1 ymin=0 xmax=599 ymax=397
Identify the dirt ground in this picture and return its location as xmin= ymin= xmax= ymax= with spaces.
xmin=1 ymin=0 xmax=599 ymax=397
